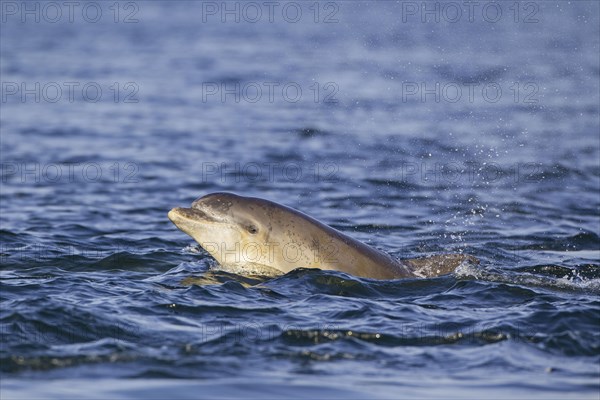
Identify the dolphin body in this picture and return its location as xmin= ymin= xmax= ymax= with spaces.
xmin=168 ymin=192 xmax=477 ymax=280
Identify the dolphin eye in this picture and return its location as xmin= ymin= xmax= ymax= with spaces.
xmin=247 ymin=225 xmax=258 ymax=234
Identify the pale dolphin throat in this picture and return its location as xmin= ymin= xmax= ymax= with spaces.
xmin=168 ymin=192 xmax=477 ymax=280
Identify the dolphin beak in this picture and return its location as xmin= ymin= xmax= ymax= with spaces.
xmin=168 ymin=207 xmax=203 ymax=237
xmin=168 ymin=207 xmax=182 ymax=223
xmin=169 ymin=207 xmax=196 ymax=223
xmin=168 ymin=207 xmax=216 ymax=226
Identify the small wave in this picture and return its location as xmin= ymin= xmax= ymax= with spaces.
xmin=514 ymin=264 xmax=600 ymax=280
xmin=294 ymin=127 xmax=329 ymax=138
xmin=210 ymin=262 xmax=282 ymax=279
xmin=454 ymin=263 xmax=600 ymax=294
xmin=433 ymin=65 xmax=507 ymax=84
xmin=262 ymin=268 xmax=381 ymax=298
xmin=280 ymin=327 xmax=511 ymax=348
xmin=2 ymin=350 xmax=137 ymax=373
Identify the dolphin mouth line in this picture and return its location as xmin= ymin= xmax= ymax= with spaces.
xmin=168 ymin=207 xmax=218 ymax=224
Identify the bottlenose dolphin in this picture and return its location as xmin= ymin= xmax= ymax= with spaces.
xmin=168 ymin=192 xmax=477 ymax=280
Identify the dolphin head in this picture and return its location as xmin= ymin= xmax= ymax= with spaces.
xmin=168 ymin=192 xmax=304 ymax=275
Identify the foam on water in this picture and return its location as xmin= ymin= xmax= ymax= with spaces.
xmin=454 ymin=262 xmax=600 ymax=294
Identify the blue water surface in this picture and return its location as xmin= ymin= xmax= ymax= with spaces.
xmin=1 ymin=1 xmax=599 ymax=399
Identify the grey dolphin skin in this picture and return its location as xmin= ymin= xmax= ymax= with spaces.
xmin=168 ymin=192 xmax=477 ymax=280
